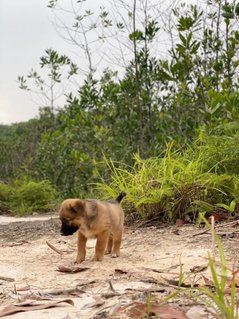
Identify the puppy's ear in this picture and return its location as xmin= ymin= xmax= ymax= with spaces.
xmin=70 ymin=200 xmax=86 ymax=215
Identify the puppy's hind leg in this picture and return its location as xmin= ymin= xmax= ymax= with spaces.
xmin=105 ymin=234 xmax=113 ymax=255
xmin=112 ymin=229 xmax=123 ymax=258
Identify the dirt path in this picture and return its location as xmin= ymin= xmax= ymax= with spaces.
xmin=0 ymin=214 xmax=239 ymax=318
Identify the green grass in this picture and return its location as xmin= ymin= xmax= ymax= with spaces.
xmin=95 ymin=139 xmax=239 ymax=221
xmin=194 ymin=218 xmax=238 ymax=318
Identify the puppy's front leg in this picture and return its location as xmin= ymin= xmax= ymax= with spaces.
xmin=76 ymin=231 xmax=87 ymax=263
xmin=93 ymin=231 xmax=109 ymax=261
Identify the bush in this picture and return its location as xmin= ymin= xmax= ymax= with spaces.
xmin=95 ymin=135 xmax=239 ymax=221
xmin=0 ymin=182 xmax=13 ymax=212
xmin=7 ymin=179 xmax=60 ymax=216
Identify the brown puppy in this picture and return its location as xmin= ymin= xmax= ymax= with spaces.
xmin=59 ymin=192 xmax=126 ymax=263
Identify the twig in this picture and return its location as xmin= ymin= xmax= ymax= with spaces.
xmin=46 ymin=241 xmax=63 ymax=255
xmin=135 ymin=216 xmax=161 ymax=228
xmin=38 ymin=286 xmax=84 ymax=296
xmin=193 ymin=220 xmax=239 ymax=237
xmin=192 ymin=228 xmax=210 ymax=237
xmin=109 ymin=280 xmax=116 ymax=293
xmin=101 ymin=292 xmax=121 ymax=298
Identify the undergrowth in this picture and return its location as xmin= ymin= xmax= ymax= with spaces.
xmin=0 ymin=179 xmax=60 ymax=216
xmin=95 ymin=125 xmax=239 ymax=222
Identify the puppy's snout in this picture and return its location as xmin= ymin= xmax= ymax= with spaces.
xmin=61 ymin=222 xmax=79 ymax=236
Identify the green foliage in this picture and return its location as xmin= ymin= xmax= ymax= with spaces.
xmin=0 ymin=182 xmax=12 ymax=212
xmin=195 ymin=219 xmax=237 ymax=318
xmin=2 ymin=0 xmax=239 ymax=218
xmin=4 ymin=179 xmax=60 ymax=216
xmin=95 ymin=131 xmax=239 ymax=221
xmin=17 ymin=49 xmax=77 ymax=113
xmin=191 ymin=125 xmax=239 ymax=177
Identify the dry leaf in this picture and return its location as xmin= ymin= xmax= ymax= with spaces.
xmin=208 ymin=213 xmax=227 ymax=223
xmin=8 ymin=240 xmax=29 ymax=247
xmin=176 ymin=219 xmax=190 ymax=227
xmin=114 ymin=268 xmax=130 ymax=275
xmin=0 ymin=299 xmax=74 ymax=317
xmin=0 ymin=276 xmax=15 ymax=282
xmin=57 ymin=265 xmax=90 ymax=273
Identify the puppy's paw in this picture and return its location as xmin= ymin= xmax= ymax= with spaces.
xmin=111 ymin=252 xmax=119 ymax=258
xmin=105 ymin=249 xmax=112 ymax=255
xmin=75 ymin=256 xmax=85 ymax=263
xmin=92 ymin=255 xmax=104 ymax=262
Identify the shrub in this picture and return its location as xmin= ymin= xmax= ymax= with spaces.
xmin=95 ymin=136 xmax=239 ymax=221
xmin=0 ymin=182 xmax=13 ymax=212
xmin=8 ymin=179 xmax=60 ymax=216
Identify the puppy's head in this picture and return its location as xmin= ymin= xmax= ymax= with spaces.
xmin=59 ymin=199 xmax=86 ymax=236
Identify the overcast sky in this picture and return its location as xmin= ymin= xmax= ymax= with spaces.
xmin=0 ymin=0 xmax=85 ymax=124
xmin=0 ymin=1 xmax=59 ymax=124
xmin=0 ymin=0 xmax=181 ymax=125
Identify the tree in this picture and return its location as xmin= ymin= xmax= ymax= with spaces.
xmin=18 ymin=48 xmax=78 ymax=114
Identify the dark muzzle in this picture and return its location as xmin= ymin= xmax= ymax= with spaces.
xmin=60 ymin=222 xmax=79 ymax=236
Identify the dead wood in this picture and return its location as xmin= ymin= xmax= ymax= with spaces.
xmin=38 ymin=286 xmax=85 ymax=297
xmin=46 ymin=240 xmax=63 ymax=255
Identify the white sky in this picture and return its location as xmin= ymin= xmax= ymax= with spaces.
xmin=1 ymin=1 xmax=55 ymax=123
xmin=0 ymin=0 xmax=184 ymax=125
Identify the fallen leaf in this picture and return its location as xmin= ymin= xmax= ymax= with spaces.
xmin=114 ymin=268 xmax=129 ymax=275
xmin=114 ymin=302 xmax=189 ymax=319
xmin=8 ymin=240 xmax=29 ymax=247
xmin=57 ymin=265 xmax=90 ymax=273
xmin=176 ymin=219 xmax=190 ymax=227
xmin=0 ymin=276 xmax=15 ymax=282
xmin=0 ymin=299 xmax=74 ymax=317
xmin=208 ymin=213 xmax=227 ymax=223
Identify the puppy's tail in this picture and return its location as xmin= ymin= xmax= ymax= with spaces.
xmin=115 ymin=191 xmax=127 ymax=203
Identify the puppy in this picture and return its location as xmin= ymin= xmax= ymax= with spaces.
xmin=59 ymin=192 xmax=126 ymax=263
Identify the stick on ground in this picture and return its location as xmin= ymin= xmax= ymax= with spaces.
xmin=46 ymin=241 xmax=63 ymax=255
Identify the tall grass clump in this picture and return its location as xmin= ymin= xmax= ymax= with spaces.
xmin=198 ymin=245 xmax=237 ymax=318
xmin=95 ymin=130 xmax=239 ymax=222
xmin=190 ymin=217 xmax=238 ymax=318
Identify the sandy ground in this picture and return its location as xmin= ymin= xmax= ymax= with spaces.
xmin=0 ymin=213 xmax=239 ymax=318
